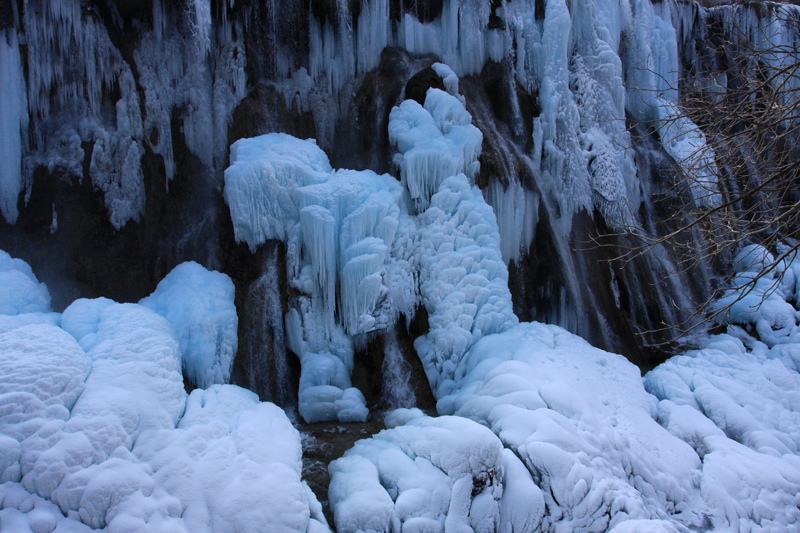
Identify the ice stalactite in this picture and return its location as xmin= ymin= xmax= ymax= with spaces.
xmin=0 ymin=28 xmax=28 ymax=224
xmin=626 ymin=0 xmax=720 ymax=208
xmin=225 ymin=133 xmax=417 ymax=423
xmin=7 ymin=0 xmax=247 ymax=229
xmin=483 ymin=179 xmax=539 ymax=264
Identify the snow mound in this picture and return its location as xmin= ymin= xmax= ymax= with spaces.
xmin=0 ymin=251 xmax=51 ymax=315
xmin=1 ymin=261 xmax=331 ymax=532
xmin=329 ymin=413 xmax=541 ymax=533
xmin=21 ymin=303 xmax=186 ymax=529
xmin=438 ymin=322 xmax=705 ymax=532
xmin=712 ymin=271 xmax=797 ymax=346
xmin=734 ymin=245 xmax=776 ymax=275
xmin=134 ymin=385 xmax=330 ymax=533
xmin=646 ymin=334 xmax=800 ymax=531
xmin=140 ymin=261 xmax=238 ymax=388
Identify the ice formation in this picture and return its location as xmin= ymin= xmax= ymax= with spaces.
xmin=388 ymin=88 xmax=518 ymax=396
xmin=389 ymin=89 xmax=482 ymax=212
xmin=0 ymin=28 xmax=28 ymax=225
xmin=0 ymin=250 xmax=52 ymax=316
xmin=225 ymin=133 xmax=416 ymax=423
xmin=3 ymin=0 xmax=246 ymax=229
xmin=140 ymin=262 xmax=238 ymax=389
xmin=223 ymin=86 xmax=516 ymax=419
xmin=0 ymin=251 xmax=330 ymax=533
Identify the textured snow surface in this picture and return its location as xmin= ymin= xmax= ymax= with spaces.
xmin=0 ymin=251 xmax=329 ymax=533
xmin=329 ymin=411 xmax=542 ymax=533
xmin=140 ymin=262 xmax=238 ymax=389
xmin=647 ymin=334 xmax=800 ymax=532
xmin=415 ymin=175 xmax=518 ymax=397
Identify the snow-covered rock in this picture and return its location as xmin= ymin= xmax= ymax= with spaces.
xmin=140 ymin=262 xmax=238 ymax=388
xmin=0 ymin=251 xmax=51 ymax=316
xmin=329 ymin=412 xmax=532 ymax=533
xmin=0 ymin=250 xmax=331 ymax=533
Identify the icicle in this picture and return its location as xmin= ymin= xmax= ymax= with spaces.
xmin=484 ymin=180 xmax=539 ymax=264
xmin=0 ymin=29 xmax=28 ymax=224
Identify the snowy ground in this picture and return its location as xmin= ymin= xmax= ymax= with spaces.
xmin=327 ymin=248 xmax=800 ymax=533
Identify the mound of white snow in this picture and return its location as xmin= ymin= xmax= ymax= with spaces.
xmin=329 ymin=411 xmax=542 ymax=533
xmin=0 ymin=250 xmax=51 ymax=315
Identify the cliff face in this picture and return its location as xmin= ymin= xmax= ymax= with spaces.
xmin=0 ymin=0 xmax=797 ymax=366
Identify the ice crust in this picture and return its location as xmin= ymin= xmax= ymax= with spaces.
xmin=0 ymin=251 xmax=330 ymax=533
xmin=140 ymin=262 xmax=238 ymax=389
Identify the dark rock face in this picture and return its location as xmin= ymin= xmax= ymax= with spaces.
xmin=404 ymin=65 xmax=446 ymax=105
xmin=228 ymin=241 xmax=301 ymax=407
xmin=0 ymin=0 xmax=13 ymax=30
xmin=329 ymin=47 xmax=417 ymax=174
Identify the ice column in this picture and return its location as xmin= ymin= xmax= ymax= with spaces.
xmin=225 ymin=133 xmax=414 ymax=423
xmin=390 ymin=86 xmax=518 ymax=397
